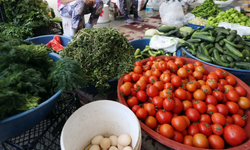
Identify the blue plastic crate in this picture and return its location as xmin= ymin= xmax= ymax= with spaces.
xmin=187 ymin=22 xmax=205 ymax=30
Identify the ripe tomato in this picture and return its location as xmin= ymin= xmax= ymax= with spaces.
xmin=164 ymin=56 xmax=171 ymax=62
xmin=223 ymin=124 xmax=247 ymax=146
xmin=173 ymin=131 xmax=184 ymax=143
xmin=139 ymin=76 xmax=149 ymax=84
xmin=219 ymin=78 xmax=228 ymax=86
xmin=136 ymin=90 xmax=147 ymax=102
xmin=193 ymin=100 xmax=207 ymax=114
xmin=198 ymin=122 xmax=212 ymax=137
xmin=238 ymin=97 xmax=250 ymax=109
xmin=188 ymin=75 xmax=196 ymax=81
xmin=226 ymin=90 xmax=240 ymax=102
xmin=182 ymin=100 xmax=193 ymax=111
xmin=211 ymin=113 xmax=226 ymax=126
xmin=146 ymin=85 xmax=159 ymax=98
xmin=235 ymin=86 xmax=246 ymax=97
xmin=136 ymin=108 xmax=147 ymax=120
xmin=135 ymin=79 xmax=146 ymax=91
xmin=133 ymin=66 xmax=143 ymax=74
xmin=207 ymin=72 xmax=219 ymax=81
xmin=144 ymin=116 xmax=157 ymax=129
xmin=211 ymin=123 xmax=223 ymax=135
xmin=146 ymin=60 xmax=153 ymax=67
xmin=174 ymin=88 xmax=187 ymax=100
xmin=216 ymin=83 xmax=224 ymax=92
xmin=216 ymin=104 xmax=228 ymax=116
xmin=193 ymin=89 xmax=206 ymax=101
xmin=207 ymin=104 xmax=218 ymax=115
xmin=152 ymin=69 xmax=161 ymax=78
xmin=157 ymin=61 xmax=167 ymax=72
xmin=127 ymin=96 xmax=138 ymax=108
xmin=181 ymin=129 xmax=188 ymax=137
xmin=205 ymin=95 xmax=217 ymax=105
xmin=200 ymin=84 xmax=212 ymax=95
xmin=193 ymin=133 xmax=209 ymax=148
xmin=226 ymin=101 xmax=239 ymax=114
xmin=152 ymin=96 xmax=163 ymax=109
xmin=208 ymin=134 xmax=225 ymax=149
xmin=172 ymin=98 xmax=184 ymax=114
xmin=159 ymin=89 xmax=173 ymax=99
xmin=215 ymin=69 xmax=228 ymax=79
xmin=175 ymin=60 xmax=184 ymax=68
xmin=193 ymin=80 xmax=201 ymax=89
xmin=183 ymin=135 xmax=193 ymax=146
xmin=155 ymin=109 xmax=173 ymax=124
xmin=199 ymin=114 xmax=211 ymax=124
xmin=224 ymin=84 xmax=235 ymax=92
xmin=132 ymin=105 xmax=141 ymax=114
xmin=188 ymin=124 xmax=199 ymax=136
xmin=160 ymin=124 xmax=175 ymax=139
xmin=206 ymin=78 xmax=218 ymax=89
xmin=171 ymin=76 xmax=182 ymax=87
xmin=167 ymin=61 xmax=178 ymax=73
xmin=182 ymin=116 xmax=190 ymax=126
xmin=153 ymin=81 xmax=164 ymax=91
xmin=186 ymin=81 xmax=197 ymax=92
xmin=232 ymin=114 xmax=246 ymax=127
xmin=186 ymin=91 xmax=193 ymax=101
xmin=163 ymin=97 xmax=175 ymax=111
xmin=144 ymin=70 xmax=152 ymax=77
xmin=171 ymin=116 xmax=188 ymax=132
xmin=143 ymin=65 xmax=151 ymax=71
xmin=123 ymin=74 xmax=132 ymax=82
xmin=195 ymin=66 xmax=205 ymax=74
xmin=212 ymin=90 xmax=224 ymax=101
xmin=155 ymin=124 xmax=161 ymax=133
xmin=198 ymin=79 xmax=206 ymax=86
xmin=134 ymin=61 xmax=143 ymax=66
xmin=148 ymin=75 xmax=158 ymax=84
xmin=144 ymin=103 xmax=156 ymax=116
xmin=149 ymin=56 xmax=156 ymax=61
xmin=177 ymin=67 xmax=188 ymax=79
xmin=186 ymin=108 xmax=200 ymax=122
xmin=164 ymin=83 xmax=175 ymax=91
xmin=193 ymin=71 xmax=203 ymax=80
xmin=160 ymin=73 xmax=171 ymax=84
xmin=238 ymin=108 xmax=245 ymax=116
xmin=226 ymin=76 xmax=236 ymax=86
xmin=120 ymin=83 xmax=131 ymax=96
xmin=226 ymin=115 xmax=233 ymax=124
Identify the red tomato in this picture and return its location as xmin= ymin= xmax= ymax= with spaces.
xmin=186 ymin=108 xmax=201 ymax=122
xmin=153 ymin=81 xmax=164 ymax=91
xmin=199 ymin=114 xmax=211 ymax=124
xmin=127 ymin=96 xmax=138 ymax=108
xmin=226 ymin=76 xmax=236 ymax=86
xmin=186 ymin=81 xmax=197 ymax=92
xmin=148 ymin=75 xmax=158 ymax=84
xmin=200 ymin=84 xmax=212 ymax=95
xmin=136 ymin=90 xmax=147 ymax=102
xmin=186 ymin=91 xmax=192 ymax=101
xmin=212 ymin=90 xmax=224 ymax=101
xmin=215 ymin=69 xmax=228 ymax=79
xmin=173 ymin=131 xmax=184 ymax=143
xmin=136 ymin=108 xmax=147 ymax=120
xmin=172 ymin=98 xmax=184 ymax=114
xmin=171 ymin=76 xmax=182 ymax=87
xmin=219 ymin=78 xmax=228 ymax=86
xmin=146 ymin=85 xmax=159 ymax=98
xmin=152 ymin=96 xmax=163 ymax=109
xmin=193 ymin=133 xmax=209 ymax=148
xmin=155 ymin=124 xmax=161 ymax=133
xmin=223 ymin=124 xmax=247 ymax=146
xmin=193 ymin=89 xmax=206 ymax=101
xmin=134 ymin=61 xmax=143 ymax=66
xmin=175 ymin=60 xmax=184 ymax=68
xmin=226 ymin=101 xmax=239 ymax=114
xmin=226 ymin=90 xmax=240 ymax=102
xmin=149 ymin=56 xmax=156 ymax=61
xmin=188 ymin=124 xmax=200 ymax=136
xmin=175 ymin=57 xmax=185 ymax=64
xmin=206 ymin=78 xmax=218 ymax=89
xmin=205 ymin=95 xmax=217 ymax=105
xmin=183 ymin=135 xmax=193 ymax=146
xmin=163 ymin=97 xmax=175 ymax=111
xmin=135 ymin=79 xmax=146 ymax=91
xmin=160 ymin=124 xmax=175 ymax=139
xmin=131 ymin=73 xmax=140 ymax=82
xmin=120 ymin=83 xmax=131 ymax=96
xmin=143 ymin=64 xmax=151 ymax=71
xmin=159 ymin=89 xmax=173 ymax=99
xmin=193 ymin=100 xmax=207 ymax=114
xmin=160 ymin=73 xmax=171 ymax=84
xmin=182 ymin=100 xmax=193 ymax=111
xmin=164 ymin=83 xmax=175 ymax=91
xmin=207 ymin=72 xmax=219 ymax=81
xmin=232 ymin=114 xmax=246 ymax=127
xmin=206 ymin=104 xmax=218 ymax=115
xmin=211 ymin=113 xmax=226 ymax=126
xmin=208 ymin=134 xmax=225 ymax=149
xmin=139 ymin=76 xmax=149 ymax=84
xmin=157 ymin=61 xmax=167 ymax=72
xmin=235 ymin=86 xmax=246 ymax=97
xmin=216 ymin=104 xmax=228 ymax=117
xmin=130 ymin=88 xmax=137 ymax=96
xmin=226 ymin=115 xmax=233 ymax=124
xmin=144 ymin=116 xmax=157 ymax=129
xmin=132 ymin=105 xmax=141 ymax=114
xmin=174 ymin=88 xmax=187 ymax=100
xmin=198 ymin=122 xmax=213 ymax=137
xmin=152 ymin=69 xmax=161 ymax=78
xmin=167 ymin=61 xmax=178 ymax=73
xmin=123 ymin=74 xmax=132 ymax=82
xmin=238 ymin=108 xmax=245 ymax=116
xmin=177 ymin=67 xmax=188 ymax=79
xmin=216 ymin=83 xmax=224 ymax=92
xmin=164 ymin=56 xmax=171 ymax=62
xmin=211 ymin=123 xmax=224 ymax=136
xmin=238 ymin=97 xmax=250 ymax=109
xmin=144 ymin=103 xmax=156 ymax=116
xmin=155 ymin=109 xmax=173 ymax=124
xmin=193 ymin=71 xmax=203 ymax=80
xmin=133 ymin=66 xmax=143 ymax=74
xmin=171 ymin=116 xmax=188 ymax=132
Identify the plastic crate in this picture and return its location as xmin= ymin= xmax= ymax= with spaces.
xmin=187 ymin=22 xmax=205 ymax=30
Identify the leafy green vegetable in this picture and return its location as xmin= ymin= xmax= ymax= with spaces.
xmin=61 ymin=27 xmax=136 ymax=93
xmin=191 ymin=0 xmax=221 ymax=18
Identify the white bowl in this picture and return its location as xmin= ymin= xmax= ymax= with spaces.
xmin=60 ymin=100 xmax=142 ymax=150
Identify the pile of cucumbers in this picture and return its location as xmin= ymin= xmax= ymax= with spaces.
xmin=178 ymin=26 xmax=250 ymax=70
xmin=157 ymin=25 xmax=195 ymax=40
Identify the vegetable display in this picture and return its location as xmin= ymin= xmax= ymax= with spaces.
xmin=191 ymin=0 xmax=221 ymax=18
xmin=0 ymin=35 xmax=84 ymax=120
xmin=188 ymin=17 xmax=207 ymax=26
xmin=178 ymin=26 xmax=250 ymax=70
xmin=157 ymin=25 xmax=195 ymax=40
xmin=61 ymin=27 xmax=136 ymax=93
xmin=118 ymin=56 xmax=249 ymax=148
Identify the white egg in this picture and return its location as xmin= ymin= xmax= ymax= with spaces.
xmin=108 ymin=146 xmax=118 ymax=150
xmin=117 ymin=143 xmax=124 ymax=150
xmin=118 ymin=134 xmax=131 ymax=147
xmin=109 ymin=135 xmax=118 ymax=146
xmin=91 ymin=135 xmax=104 ymax=145
xmin=89 ymin=145 xmax=101 ymax=150
xmin=122 ymin=146 xmax=133 ymax=150
xmin=100 ymin=138 xmax=111 ymax=149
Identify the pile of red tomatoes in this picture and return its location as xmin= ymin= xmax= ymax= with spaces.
xmin=119 ymin=56 xmax=250 ymax=149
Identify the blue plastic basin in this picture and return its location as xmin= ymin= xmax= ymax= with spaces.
xmin=187 ymin=22 xmax=205 ymax=30
xmin=182 ymin=47 xmax=250 ymax=86
xmin=0 ymin=35 xmax=71 ymax=142
xmin=130 ymin=39 xmax=182 ymax=57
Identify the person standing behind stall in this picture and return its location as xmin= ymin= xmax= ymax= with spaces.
xmin=120 ymin=0 xmax=144 ymax=24
xmin=57 ymin=0 xmax=103 ymax=31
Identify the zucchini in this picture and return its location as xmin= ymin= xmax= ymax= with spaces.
xmin=221 ymin=55 xmax=228 ymax=63
xmin=196 ymin=52 xmax=212 ymax=62
xmin=215 ymin=43 xmax=224 ymax=53
xmin=187 ymin=39 xmax=201 ymax=43
xmin=192 ymin=34 xmax=215 ymax=43
xmin=225 ymin=43 xmax=243 ymax=57
xmin=200 ymin=43 xmax=209 ymax=56
xmin=157 ymin=25 xmax=176 ymax=33
xmin=211 ymin=57 xmax=230 ymax=67
xmin=200 ymin=26 xmax=214 ymax=32
xmin=235 ymin=62 xmax=250 ymax=70
xmin=223 ymin=39 xmax=244 ymax=49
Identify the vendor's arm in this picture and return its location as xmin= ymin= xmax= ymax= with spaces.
xmin=60 ymin=0 xmax=76 ymax=4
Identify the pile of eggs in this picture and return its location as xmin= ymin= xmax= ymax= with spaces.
xmin=89 ymin=133 xmax=133 ymax=150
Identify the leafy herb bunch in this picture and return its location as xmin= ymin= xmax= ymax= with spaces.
xmin=191 ymin=0 xmax=222 ymax=18
xmin=61 ymin=27 xmax=136 ymax=93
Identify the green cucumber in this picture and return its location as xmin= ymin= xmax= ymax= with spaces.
xmin=225 ymin=43 xmax=243 ymax=57
xmin=211 ymin=57 xmax=230 ymax=67
xmin=176 ymin=42 xmax=186 ymax=50
xmin=200 ymin=26 xmax=215 ymax=32
xmin=192 ymin=34 xmax=215 ymax=43
xmin=200 ymin=43 xmax=209 ymax=56
xmin=221 ymin=55 xmax=228 ymax=63
xmin=219 ymin=40 xmax=225 ymax=46
xmin=157 ymin=25 xmax=176 ymax=33
xmin=196 ymin=52 xmax=212 ymax=62
xmin=185 ymin=41 xmax=196 ymax=51
xmin=134 ymin=48 xmax=141 ymax=56
xmin=224 ymin=51 xmax=242 ymax=62
xmin=215 ymin=36 xmax=225 ymax=43
xmin=213 ymin=49 xmax=222 ymax=62
xmin=187 ymin=39 xmax=201 ymax=43
xmin=198 ymin=46 xmax=202 ymax=53
xmin=206 ymin=44 xmax=214 ymax=50
xmin=208 ymin=48 xmax=214 ymax=55
xmin=226 ymin=55 xmax=234 ymax=63
xmin=216 ymin=29 xmax=230 ymax=35
xmin=223 ymin=39 xmax=244 ymax=49
xmin=233 ymin=35 xmax=241 ymax=44
xmin=226 ymin=30 xmax=237 ymax=42
xmin=215 ymin=43 xmax=224 ymax=53
xmin=235 ymin=62 xmax=250 ymax=70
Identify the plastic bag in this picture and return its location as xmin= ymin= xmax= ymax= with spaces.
xmin=149 ymin=35 xmax=179 ymax=53
xmin=183 ymin=13 xmax=196 ymax=25
xmin=218 ymin=22 xmax=250 ymax=37
xmin=159 ymin=0 xmax=185 ymax=27
xmin=46 ymin=35 xmax=64 ymax=52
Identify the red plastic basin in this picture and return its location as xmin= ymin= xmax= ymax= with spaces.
xmin=117 ymin=56 xmax=250 ymax=150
